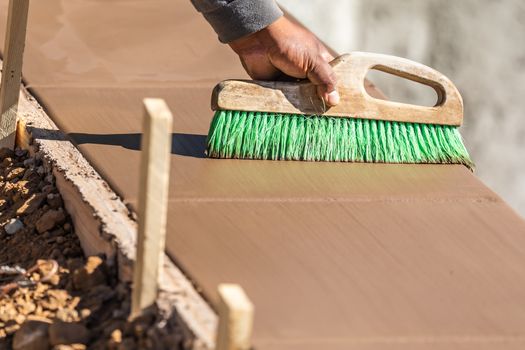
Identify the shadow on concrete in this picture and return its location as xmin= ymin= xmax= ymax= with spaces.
xmin=67 ymin=132 xmax=207 ymax=158
xmin=27 ymin=127 xmax=208 ymax=158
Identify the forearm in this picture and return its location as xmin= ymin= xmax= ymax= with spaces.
xmin=190 ymin=0 xmax=283 ymax=43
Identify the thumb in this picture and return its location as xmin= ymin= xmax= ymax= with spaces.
xmin=307 ymin=59 xmax=340 ymax=107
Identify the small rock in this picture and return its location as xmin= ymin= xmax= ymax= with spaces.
xmin=2 ymin=181 xmax=16 ymax=197
xmin=36 ymin=209 xmax=66 ymax=233
xmin=15 ymin=314 xmax=26 ymax=325
xmin=5 ymin=218 xmax=24 ymax=235
xmin=14 ymin=148 xmax=27 ymax=158
xmin=22 ymin=168 xmax=32 ymax=179
xmin=63 ymin=223 xmax=71 ymax=232
xmin=36 ymin=260 xmax=59 ymax=281
xmin=133 ymin=321 xmax=148 ymax=338
xmin=36 ymin=166 xmax=45 ymax=176
xmin=26 ymin=315 xmax=52 ymax=323
xmin=49 ymin=274 xmax=60 ymax=286
xmin=45 ymin=174 xmax=54 ymax=184
xmin=47 ymin=193 xmax=63 ymax=209
xmin=16 ymin=193 xmax=46 ymax=216
xmin=50 ymin=228 xmax=65 ymax=237
xmin=55 ymin=308 xmax=78 ymax=323
xmin=107 ymin=328 xmax=123 ymax=350
xmin=5 ymin=322 xmax=21 ymax=335
xmin=66 ymin=258 xmax=84 ymax=272
xmin=110 ymin=329 xmax=122 ymax=344
xmin=16 ymin=180 xmax=31 ymax=195
xmin=115 ymin=283 xmax=129 ymax=301
xmin=73 ymin=256 xmax=107 ymax=291
xmin=12 ymin=320 xmax=49 ymax=350
xmin=35 ymin=152 xmax=43 ymax=162
xmin=0 ymin=147 xmax=15 ymax=160
xmin=6 ymin=167 xmax=25 ymax=181
xmin=23 ymin=158 xmax=35 ymax=167
xmin=48 ymin=322 xmax=89 ymax=346
xmin=79 ymin=309 xmax=91 ymax=319
xmin=2 ymin=157 xmax=13 ymax=168
xmin=118 ymin=338 xmax=136 ymax=350
xmin=22 ymin=168 xmax=38 ymax=181
xmin=18 ymin=302 xmax=37 ymax=316
xmin=50 ymin=248 xmax=62 ymax=260
xmin=2 ymin=313 xmax=17 ymax=326
xmin=12 ymin=192 xmax=22 ymax=203
xmin=41 ymin=184 xmax=54 ymax=195
xmin=0 ymin=199 xmax=7 ymax=211
xmin=52 ymin=345 xmax=86 ymax=350
xmin=112 ymin=309 xmax=127 ymax=319
xmin=87 ymin=285 xmax=115 ymax=307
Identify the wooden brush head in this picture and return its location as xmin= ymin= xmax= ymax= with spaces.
xmin=211 ymin=52 xmax=463 ymax=126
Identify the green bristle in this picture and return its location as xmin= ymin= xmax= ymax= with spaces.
xmin=206 ymin=110 xmax=473 ymax=168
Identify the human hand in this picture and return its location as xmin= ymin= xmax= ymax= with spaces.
xmin=228 ymin=16 xmax=340 ymax=107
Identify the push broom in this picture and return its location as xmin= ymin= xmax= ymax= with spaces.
xmin=206 ymin=52 xmax=473 ymax=168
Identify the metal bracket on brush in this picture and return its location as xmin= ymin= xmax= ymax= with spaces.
xmin=211 ymin=52 xmax=463 ymax=126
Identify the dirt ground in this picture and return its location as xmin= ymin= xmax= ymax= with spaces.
xmin=0 ymin=147 xmax=183 ymax=350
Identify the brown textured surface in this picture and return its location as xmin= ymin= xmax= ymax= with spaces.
xmin=2 ymin=0 xmax=525 ymax=348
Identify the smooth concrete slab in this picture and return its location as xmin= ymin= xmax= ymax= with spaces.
xmin=167 ymin=199 xmax=525 ymax=349
xmin=0 ymin=0 xmax=244 ymax=87
xmin=2 ymin=0 xmax=525 ymax=348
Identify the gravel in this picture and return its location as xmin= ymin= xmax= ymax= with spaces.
xmin=0 ymin=148 xmax=183 ymax=349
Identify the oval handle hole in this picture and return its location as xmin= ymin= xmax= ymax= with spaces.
xmin=365 ymin=68 xmax=440 ymax=107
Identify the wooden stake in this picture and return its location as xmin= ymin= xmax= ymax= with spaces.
xmin=131 ymin=98 xmax=173 ymax=318
xmin=0 ymin=0 xmax=30 ymax=149
xmin=216 ymin=284 xmax=254 ymax=350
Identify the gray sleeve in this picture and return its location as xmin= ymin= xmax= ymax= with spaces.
xmin=190 ymin=0 xmax=283 ymax=43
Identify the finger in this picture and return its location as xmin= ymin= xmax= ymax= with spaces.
xmin=307 ymin=59 xmax=340 ymax=106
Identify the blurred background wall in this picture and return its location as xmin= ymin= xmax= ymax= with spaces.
xmin=279 ymin=0 xmax=525 ymax=217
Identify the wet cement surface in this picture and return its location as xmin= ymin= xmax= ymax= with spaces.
xmin=2 ymin=0 xmax=525 ymax=348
